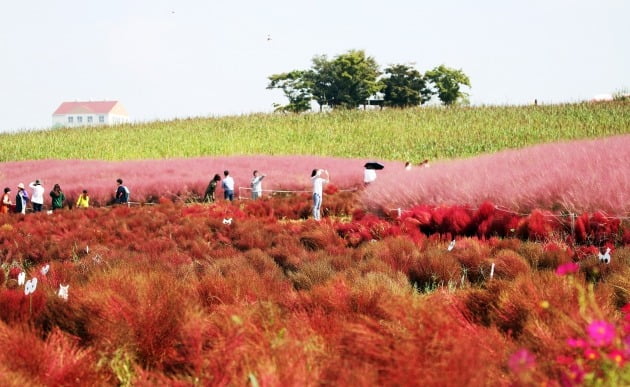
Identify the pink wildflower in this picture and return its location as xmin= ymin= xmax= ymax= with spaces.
xmin=564 ymin=363 xmax=585 ymax=384
xmin=508 ymin=348 xmax=536 ymax=373
xmin=567 ymin=338 xmax=587 ymax=348
xmin=587 ymin=320 xmax=616 ymax=347
xmin=555 ymin=262 xmax=579 ymax=276
xmin=608 ymin=349 xmax=627 ymax=366
xmin=583 ymin=348 xmax=599 ymax=361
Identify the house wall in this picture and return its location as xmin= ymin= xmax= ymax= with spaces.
xmin=52 ymin=111 xmax=130 ymax=128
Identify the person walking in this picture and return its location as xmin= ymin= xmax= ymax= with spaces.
xmin=250 ymin=170 xmax=266 ymax=200
xmin=15 ymin=183 xmax=29 ymax=214
xmin=76 ymin=190 xmax=90 ymax=208
xmin=311 ymin=169 xmax=329 ymax=221
xmin=50 ymin=184 xmax=65 ymax=210
xmin=222 ymin=170 xmax=235 ymax=201
xmin=115 ymin=178 xmax=129 ymax=204
xmin=29 ymin=180 xmax=45 ymax=212
xmin=1 ymin=187 xmax=12 ymax=214
xmin=204 ymin=174 xmax=222 ymax=202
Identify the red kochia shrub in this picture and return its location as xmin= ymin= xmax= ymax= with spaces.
xmin=453 ymin=238 xmax=491 ymax=283
xmin=574 ymin=212 xmax=621 ymax=244
xmin=589 ymin=211 xmax=620 ymax=243
xmin=440 ymin=205 xmax=473 ymax=235
xmin=408 ymin=249 xmax=462 ymax=289
xmin=537 ymin=242 xmax=573 ymax=270
xmin=375 ymin=236 xmax=422 ymax=275
xmin=491 ymin=249 xmax=531 ymax=280
xmin=518 ymin=209 xmax=559 ymax=240
xmin=8 ymin=267 xmax=22 ymax=279
xmin=0 ymin=289 xmax=47 ymax=323
xmin=0 ymin=326 xmax=106 ymax=386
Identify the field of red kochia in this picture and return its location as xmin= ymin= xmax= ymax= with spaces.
xmin=1 ymin=189 xmax=630 ymax=385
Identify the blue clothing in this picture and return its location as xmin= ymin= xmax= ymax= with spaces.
xmin=312 ymin=193 xmax=322 ymax=221
xmin=116 ymin=185 xmax=129 ymax=203
xmin=15 ymin=190 xmax=28 ymax=214
xmin=224 ymin=190 xmax=234 ymax=201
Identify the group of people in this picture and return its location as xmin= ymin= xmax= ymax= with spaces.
xmin=202 ymin=168 xmax=330 ymax=221
xmin=203 ymin=170 xmax=266 ymax=202
xmin=0 ymin=178 xmax=131 ymax=215
xmin=404 ymin=159 xmax=430 ymax=170
xmin=1 ymin=181 xmax=69 ymax=215
xmin=1 ymin=168 xmax=336 ymax=222
xmin=2 ymin=161 xmax=429 ymax=220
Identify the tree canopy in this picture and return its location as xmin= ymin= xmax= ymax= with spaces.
xmin=266 ymin=70 xmax=312 ymax=113
xmin=307 ymin=50 xmax=381 ymax=109
xmin=381 ymin=64 xmax=431 ymax=108
xmin=424 ymin=65 xmax=471 ymax=106
xmin=268 ymin=51 xmax=471 ymax=111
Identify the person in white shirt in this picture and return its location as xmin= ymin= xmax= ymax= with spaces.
xmin=363 ymin=167 xmax=377 ymax=185
xmin=250 ymin=170 xmax=266 ymax=200
xmin=311 ymin=169 xmax=329 ymax=221
xmin=29 ymin=179 xmax=45 ymax=213
xmin=222 ymin=170 xmax=235 ymax=201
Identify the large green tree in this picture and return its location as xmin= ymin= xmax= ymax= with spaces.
xmin=424 ymin=65 xmax=471 ymax=106
xmin=381 ymin=64 xmax=431 ymax=108
xmin=266 ymin=70 xmax=312 ymax=113
xmin=307 ymin=50 xmax=382 ymax=109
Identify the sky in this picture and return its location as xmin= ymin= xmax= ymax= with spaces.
xmin=0 ymin=0 xmax=628 ymax=133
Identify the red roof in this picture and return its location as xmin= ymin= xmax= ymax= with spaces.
xmin=53 ymin=101 xmax=120 ymax=115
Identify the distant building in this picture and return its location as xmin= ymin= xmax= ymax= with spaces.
xmin=52 ymin=101 xmax=130 ymax=128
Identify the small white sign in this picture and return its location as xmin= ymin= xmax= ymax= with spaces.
xmin=58 ymin=284 xmax=69 ymax=301
xmin=24 ymin=277 xmax=38 ymax=295
xmin=598 ymin=247 xmax=611 ymax=264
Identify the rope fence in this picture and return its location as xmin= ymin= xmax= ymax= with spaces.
xmin=238 ymin=186 xmax=359 ymax=200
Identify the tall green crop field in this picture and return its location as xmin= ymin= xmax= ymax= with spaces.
xmin=1 ymin=101 xmax=628 ymax=162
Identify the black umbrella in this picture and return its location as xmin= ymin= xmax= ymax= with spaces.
xmin=364 ymin=162 xmax=385 ymax=170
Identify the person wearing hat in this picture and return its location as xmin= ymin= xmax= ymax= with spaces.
xmin=15 ymin=183 xmax=29 ymax=214
xmin=1 ymin=187 xmax=12 ymax=214
xmin=29 ymin=179 xmax=45 ymax=213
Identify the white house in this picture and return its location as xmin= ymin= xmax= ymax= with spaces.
xmin=52 ymin=101 xmax=130 ymax=128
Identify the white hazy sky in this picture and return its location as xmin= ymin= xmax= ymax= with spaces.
xmin=0 ymin=0 xmax=628 ymax=133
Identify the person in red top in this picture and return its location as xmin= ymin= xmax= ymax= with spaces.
xmin=1 ymin=187 xmax=12 ymax=214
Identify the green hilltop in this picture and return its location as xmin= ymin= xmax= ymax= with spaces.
xmin=1 ymin=101 xmax=628 ymax=163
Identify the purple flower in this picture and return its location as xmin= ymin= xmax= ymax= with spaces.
xmin=555 ymin=262 xmax=579 ymax=276
xmin=587 ymin=320 xmax=616 ymax=347
xmin=508 ymin=348 xmax=536 ymax=373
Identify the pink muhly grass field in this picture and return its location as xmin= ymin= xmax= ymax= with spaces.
xmin=363 ymin=135 xmax=630 ymax=215
xmin=0 ymin=156 xmax=364 ymax=205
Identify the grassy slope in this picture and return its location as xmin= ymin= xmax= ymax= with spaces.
xmin=1 ymin=101 xmax=628 ymax=162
